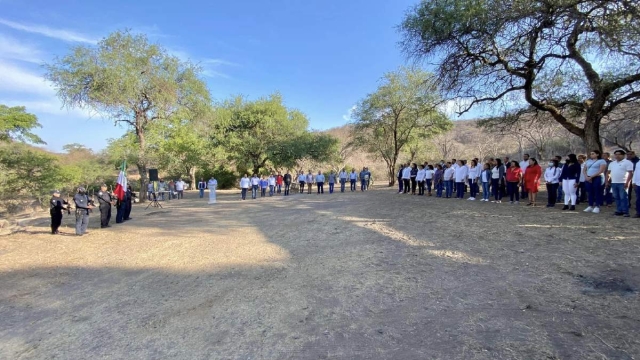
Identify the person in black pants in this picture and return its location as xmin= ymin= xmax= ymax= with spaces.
xmin=544 ymin=160 xmax=561 ymax=207
xmin=49 ymin=190 xmax=68 ymax=234
xmin=96 ymin=184 xmax=113 ymax=228
xmin=283 ymin=172 xmax=292 ymax=196
xmin=410 ymin=163 xmax=418 ymax=195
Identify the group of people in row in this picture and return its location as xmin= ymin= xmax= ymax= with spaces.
xmin=396 ymin=149 xmax=640 ymax=217
xmin=237 ymin=168 xmax=373 ymax=200
xmin=147 ymin=178 xmax=187 ymax=200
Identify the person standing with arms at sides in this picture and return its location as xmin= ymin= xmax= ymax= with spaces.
xmin=409 ymin=163 xmax=418 ymax=195
xmin=364 ymin=167 xmax=372 ymax=190
xmin=197 ymin=178 xmax=207 ymax=198
xmin=316 ymin=171 xmax=326 ymax=194
xmin=443 ymin=162 xmax=455 ymax=198
xmin=158 ymin=179 xmax=166 ymax=200
xmin=124 ymin=184 xmax=134 ymax=221
xmin=260 ymin=176 xmax=269 ymax=197
xmin=467 ymin=160 xmax=479 ymax=201
xmin=360 ymin=167 xmax=368 ymax=192
xmin=350 ymin=168 xmax=358 ymax=191
xmin=434 ymin=164 xmax=444 ymax=197
xmin=559 ymin=154 xmax=581 ymax=211
xmin=505 ymin=161 xmax=523 ymax=204
xmin=454 ymin=160 xmax=469 ymax=199
xmin=298 ymin=171 xmax=306 ymax=194
xmin=632 ymin=156 xmax=640 ymax=217
xmin=207 ymin=177 xmax=218 ymax=204
xmin=402 ymin=164 xmax=412 ymax=194
xmin=175 ymin=178 xmax=185 ymax=199
xmin=339 ymin=168 xmax=348 ymax=193
xmin=283 ymin=171 xmax=292 ymax=196
xmin=268 ymin=174 xmax=276 ymax=196
xmin=607 ymin=150 xmax=634 ymax=217
xmin=416 ymin=165 xmax=426 ymax=196
xmin=524 ymin=158 xmax=542 ymax=206
xmin=147 ymin=182 xmax=154 ymax=200
xmin=425 ymin=165 xmax=435 ymax=196
xmin=49 ymin=190 xmax=68 ymax=234
xmin=251 ymin=174 xmax=260 ymax=199
xmin=96 ymin=184 xmax=114 ymax=228
xmin=626 ymin=151 xmax=639 ymax=207
xmin=240 ymin=174 xmax=250 ymax=200
xmin=306 ymin=170 xmax=314 ymax=194
xmin=491 ymin=159 xmax=505 ymax=203
xmin=519 ymin=154 xmax=530 ymax=200
xmin=544 ymin=159 xmax=561 ymax=207
xmin=328 ymin=170 xmax=336 ymax=194
xmin=397 ymin=164 xmax=404 ymax=193
xmin=583 ymin=150 xmax=607 ymax=214
xmin=480 ymin=163 xmax=492 ymax=202
xmin=555 ymin=155 xmax=565 ymax=202
xmin=73 ymin=187 xmax=94 ymax=236
xmin=602 ymin=152 xmax=613 ymax=207
xmin=577 ymin=154 xmax=587 ymax=204
xmin=276 ymin=172 xmax=284 ymax=195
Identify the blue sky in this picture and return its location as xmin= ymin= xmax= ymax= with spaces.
xmin=0 ymin=0 xmax=470 ymax=152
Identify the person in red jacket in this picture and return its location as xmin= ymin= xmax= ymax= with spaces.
xmin=524 ymin=158 xmax=542 ymax=206
xmin=275 ymin=172 xmax=284 ymax=195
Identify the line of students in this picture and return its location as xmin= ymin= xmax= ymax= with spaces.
xmin=395 ymin=149 xmax=640 ymax=217
xmin=237 ymin=167 xmax=373 ymax=200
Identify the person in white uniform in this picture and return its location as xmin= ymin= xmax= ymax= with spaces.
xmin=207 ymin=177 xmax=218 ymax=204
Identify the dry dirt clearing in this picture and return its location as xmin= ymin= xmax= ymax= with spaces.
xmin=1 ymin=187 xmax=639 ymax=360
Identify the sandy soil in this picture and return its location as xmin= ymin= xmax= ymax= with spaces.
xmin=0 ymin=187 xmax=639 ymax=360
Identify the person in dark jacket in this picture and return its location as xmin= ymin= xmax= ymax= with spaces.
xmin=559 ymin=154 xmax=581 ymax=211
xmin=410 ymin=163 xmax=418 ymax=195
xmin=49 ymin=190 xmax=68 ymax=234
xmin=124 ymin=184 xmax=134 ymax=221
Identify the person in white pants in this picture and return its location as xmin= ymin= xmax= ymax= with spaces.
xmin=559 ymin=154 xmax=581 ymax=211
xmin=207 ymin=177 xmax=217 ymax=204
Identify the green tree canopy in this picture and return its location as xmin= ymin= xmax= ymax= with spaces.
xmin=350 ymin=67 xmax=452 ymax=185
xmin=400 ymin=0 xmax=640 ymax=152
xmin=45 ymin=30 xmax=211 ymax=201
xmin=0 ymin=105 xmax=44 ymax=144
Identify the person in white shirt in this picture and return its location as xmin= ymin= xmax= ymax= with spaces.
xmin=207 ymin=177 xmax=218 ymax=204
xmin=401 ymin=164 xmax=412 ymax=194
xmin=175 ymin=179 xmax=185 ymax=199
xmin=577 ymin=154 xmax=587 ymax=205
xmin=298 ymin=171 xmax=306 ymax=194
xmin=416 ymin=165 xmax=427 ymax=196
xmin=339 ymin=168 xmax=348 ymax=193
xmin=306 ymin=171 xmax=314 ymax=194
xmin=239 ymin=174 xmax=250 ymax=200
xmin=443 ymin=162 xmax=455 ymax=198
xmin=582 ymin=150 xmax=607 ymax=213
xmin=467 ymin=160 xmax=479 ymax=200
xmin=250 ymin=174 xmax=260 ymax=199
xmin=607 ymin=150 xmax=634 ymax=216
xmin=519 ymin=154 xmax=530 ymax=199
xmin=544 ymin=159 xmax=562 ymax=207
xmin=425 ymin=165 xmax=435 ymax=196
xmin=454 ymin=160 xmax=469 ymax=199
xmin=316 ymin=171 xmax=326 ymax=194
xmin=633 ymin=154 xmax=640 ymax=217
xmin=268 ymin=175 xmax=276 ymax=197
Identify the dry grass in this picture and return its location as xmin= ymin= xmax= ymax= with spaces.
xmin=0 ymin=188 xmax=639 ymax=359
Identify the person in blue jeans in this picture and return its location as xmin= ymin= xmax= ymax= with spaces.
xmin=350 ymin=169 xmax=358 ymax=191
xmin=491 ymin=159 xmax=505 ymax=203
xmin=443 ymin=162 xmax=455 ymax=198
xmin=328 ymin=170 xmax=336 ymax=194
xmin=607 ymin=150 xmax=634 ymax=217
xmin=582 ymin=150 xmax=607 ymax=214
xmin=434 ymin=164 xmax=444 ymax=197
xmin=197 ymin=178 xmax=206 ymax=198
xmin=480 ymin=163 xmax=492 ymax=201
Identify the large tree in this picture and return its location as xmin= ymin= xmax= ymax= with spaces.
xmin=215 ymin=93 xmax=337 ymax=174
xmin=45 ymin=30 xmax=211 ymax=201
xmin=0 ymin=105 xmax=44 ymax=144
xmin=350 ymin=67 xmax=451 ymax=186
xmin=400 ymin=0 xmax=640 ymax=152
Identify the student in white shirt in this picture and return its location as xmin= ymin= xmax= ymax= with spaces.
xmin=250 ymin=174 xmax=260 ymax=199
xmin=401 ymin=164 xmax=412 ymax=194
xmin=544 ymin=159 xmax=561 ymax=207
xmin=425 ymin=165 xmax=435 ymax=196
xmin=175 ymin=179 xmax=185 ymax=199
xmin=268 ymin=175 xmax=276 ymax=197
xmin=298 ymin=171 xmax=306 ymax=194
xmin=467 ymin=159 xmax=479 ymax=200
xmin=519 ymin=154 xmax=530 ymax=199
xmin=443 ymin=162 xmax=455 ymax=198
xmin=349 ymin=169 xmax=358 ymax=192
xmin=607 ymin=150 xmax=634 ymax=216
xmin=416 ymin=165 xmax=427 ymax=196
xmin=239 ymin=174 xmax=250 ymax=200
xmin=454 ymin=160 xmax=469 ymax=199
xmin=306 ymin=171 xmax=314 ymax=194
xmin=491 ymin=159 xmax=506 ymax=203
xmin=339 ymin=168 xmax=348 ymax=193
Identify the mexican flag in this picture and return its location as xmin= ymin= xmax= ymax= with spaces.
xmin=113 ymin=160 xmax=127 ymax=201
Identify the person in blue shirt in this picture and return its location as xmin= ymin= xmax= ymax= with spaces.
xmin=328 ymin=170 xmax=336 ymax=194
xmin=259 ymin=176 xmax=269 ymax=197
xmin=359 ymin=168 xmax=367 ymax=192
xmin=316 ymin=171 xmax=326 ymax=194
xmin=349 ymin=169 xmax=358 ymax=191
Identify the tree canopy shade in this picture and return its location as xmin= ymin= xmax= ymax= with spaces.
xmin=0 ymin=105 xmax=44 ymax=144
xmin=45 ymin=30 xmax=211 ymax=201
xmin=215 ymin=93 xmax=338 ymax=174
xmin=350 ymin=67 xmax=452 ymax=185
xmin=400 ymin=0 xmax=640 ymax=152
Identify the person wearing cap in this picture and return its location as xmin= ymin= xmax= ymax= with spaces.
xmin=49 ymin=190 xmax=68 ymax=235
xmin=73 ymin=187 xmax=94 ymax=236
xmin=97 ymin=184 xmax=113 ymax=228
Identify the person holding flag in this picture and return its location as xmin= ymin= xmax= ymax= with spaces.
xmin=114 ymin=161 xmax=128 ymax=224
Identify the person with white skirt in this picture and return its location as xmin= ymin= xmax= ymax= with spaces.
xmin=208 ymin=177 xmax=218 ymax=204
xmin=559 ymin=154 xmax=582 ymax=211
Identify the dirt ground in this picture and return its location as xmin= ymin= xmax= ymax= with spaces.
xmin=1 ymin=186 xmax=639 ymax=360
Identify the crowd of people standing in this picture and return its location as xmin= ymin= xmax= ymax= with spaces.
xmin=396 ymin=150 xmax=640 ymax=217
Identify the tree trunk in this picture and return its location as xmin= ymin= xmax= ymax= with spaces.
xmin=189 ymin=167 xmax=197 ymax=190
xmin=583 ymin=114 xmax=603 ymax=153
xmin=136 ymin=120 xmax=148 ymax=202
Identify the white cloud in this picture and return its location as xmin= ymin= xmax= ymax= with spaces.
xmin=342 ymin=105 xmax=357 ymax=122
xmin=0 ymin=17 xmax=97 ymax=43
xmin=0 ymin=33 xmax=42 ymax=63
xmin=0 ymin=60 xmax=53 ymax=96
